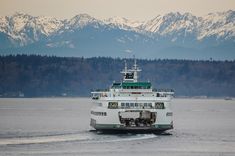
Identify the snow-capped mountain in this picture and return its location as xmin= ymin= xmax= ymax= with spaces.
xmin=198 ymin=10 xmax=235 ymax=40
xmin=0 ymin=12 xmax=64 ymax=47
xmin=142 ymin=12 xmax=200 ymax=37
xmin=104 ymin=17 xmax=143 ymax=32
xmin=142 ymin=10 xmax=235 ymax=42
xmin=65 ymin=13 xmax=105 ymax=30
xmin=0 ymin=10 xmax=234 ymax=60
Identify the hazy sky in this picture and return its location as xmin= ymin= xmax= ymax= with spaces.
xmin=1 ymin=0 xmax=235 ymax=20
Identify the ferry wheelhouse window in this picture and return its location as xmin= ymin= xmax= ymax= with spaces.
xmin=125 ymin=73 xmax=134 ymax=79
xmin=108 ymin=102 xmax=118 ymax=109
xmin=155 ymin=102 xmax=165 ymax=109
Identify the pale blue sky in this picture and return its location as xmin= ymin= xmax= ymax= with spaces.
xmin=0 ymin=0 xmax=235 ymax=20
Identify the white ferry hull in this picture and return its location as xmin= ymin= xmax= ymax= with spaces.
xmin=90 ymin=60 xmax=174 ymax=134
xmin=90 ymin=105 xmax=173 ymax=133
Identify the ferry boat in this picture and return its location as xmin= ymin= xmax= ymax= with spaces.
xmin=90 ymin=60 xmax=174 ymax=133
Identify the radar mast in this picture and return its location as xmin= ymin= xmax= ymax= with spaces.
xmin=121 ymin=58 xmax=141 ymax=82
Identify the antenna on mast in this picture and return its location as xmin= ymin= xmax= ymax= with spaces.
xmin=133 ymin=55 xmax=137 ymax=70
xmin=121 ymin=56 xmax=141 ymax=82
xmin=124 ymin=60 xmax=127 ymax=72
xmin=131 ymin=55 xmax=141 ymax=82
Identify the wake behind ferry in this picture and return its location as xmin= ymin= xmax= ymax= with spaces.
xmin=90 ymin=60 xmax=174 ymax=133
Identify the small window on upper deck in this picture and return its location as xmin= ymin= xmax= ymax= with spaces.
xmin=108 ymin=102 xmax=118 ymax=109
xmin=148 ymin=103 xmax=152 ymax=108
xmin=155 ymin=102 xmax=165 ymax=109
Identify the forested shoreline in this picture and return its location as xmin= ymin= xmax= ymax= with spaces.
xmin=0 ymin=55 xmax=234 ymax=97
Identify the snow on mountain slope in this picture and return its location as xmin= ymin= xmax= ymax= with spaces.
xmin=141 ymin=11 xmax=235 ymax=42
xmin=35 ymin=16 xmax=63 ymax=35
xmin=65 ymin=13 xmax=105 ymax=30
xmin=0 ymin=16 xmax=9 ymax=34
xmin=198 ymin=10 xmax=235 ymax=40
xmin=104 ymin=16 xmax=143 ymax=31
xmin=143 ymin=12 xmax=200 ymax=37
xmin=141 ymin=15 xmax=162 ymax=33
xmin=0 ymin=10 xmax=235 ymax=48
xmin=0 ymin=12 xmax=64 ymax=46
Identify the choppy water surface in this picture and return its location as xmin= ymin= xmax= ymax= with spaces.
xmin=0 ymin=98 xmax=235 ymax=156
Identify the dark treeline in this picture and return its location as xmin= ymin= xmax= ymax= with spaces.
xmin=0 ymin=54 xmax=235 ymax=97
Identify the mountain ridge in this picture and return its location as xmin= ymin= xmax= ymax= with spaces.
xmin=0 ymin=11 xmax=235 ymax=60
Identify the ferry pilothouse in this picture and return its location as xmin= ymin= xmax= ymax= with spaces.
xmin=90 ymin=60 xmax=174 ymax=133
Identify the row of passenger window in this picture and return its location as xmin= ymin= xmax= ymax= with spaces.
xmin=91 ymin=111 xmax=107 ymax=116
xmin=121 ymin=102 xmax=152 ymax=108
xmin=108 ymin=102 xmax=165 ymax=109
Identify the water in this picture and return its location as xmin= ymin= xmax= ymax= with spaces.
xmin=0 ymin=98 xmax=235 ymax=156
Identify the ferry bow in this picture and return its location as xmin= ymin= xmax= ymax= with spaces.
xmin=90 ymin=60 xmax=174 ymax=133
